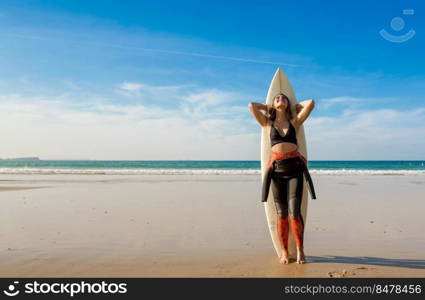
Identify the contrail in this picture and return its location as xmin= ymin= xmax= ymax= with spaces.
xmin=6 ymin=33 xmax=298 ymax=66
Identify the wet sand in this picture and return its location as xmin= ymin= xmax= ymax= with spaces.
xmin=1 ymin=174 xmax=424 ymax=277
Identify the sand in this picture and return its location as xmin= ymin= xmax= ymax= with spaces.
xmin=0 ymin=174 xmax=424 ymax=277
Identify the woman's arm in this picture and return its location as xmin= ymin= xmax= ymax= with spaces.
xmin=248 ymin=102 xmax=269 ymax=127
xmin=295 ymin=99 xmax=315 ymax=126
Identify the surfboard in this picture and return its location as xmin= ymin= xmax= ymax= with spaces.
xmin=260 ymin=67 xmax=309 ymax=260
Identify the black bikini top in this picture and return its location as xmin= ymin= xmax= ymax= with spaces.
xmin=270 ymin=120 xmax=298 ymax=146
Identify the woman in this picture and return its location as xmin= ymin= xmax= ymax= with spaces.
xmin=248 ymin=93 xmax=316 ymax=265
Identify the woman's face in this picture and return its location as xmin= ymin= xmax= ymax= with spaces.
xmin=274 ymin=95 xmax=288 ymax=109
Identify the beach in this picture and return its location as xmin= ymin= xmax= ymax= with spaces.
xmin=1 ymin=173 xmax=424 ymax=278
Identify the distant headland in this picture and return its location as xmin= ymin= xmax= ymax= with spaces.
xmin=0 ymin=157 xmax=40 ymax=161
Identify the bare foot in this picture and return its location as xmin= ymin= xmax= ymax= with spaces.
xmin=279 ymin=249 xmax=289 ymax=264
xmin=296 ymin=248 xmax=306 ymax=264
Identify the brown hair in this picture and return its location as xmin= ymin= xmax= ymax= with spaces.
xmin=266 ymin=93 xmax=293 ymax=123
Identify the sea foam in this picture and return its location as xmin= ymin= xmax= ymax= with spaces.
xmin=0 ymin=168 xmax=425 ymax=176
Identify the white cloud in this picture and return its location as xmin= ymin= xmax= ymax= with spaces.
xmin=179 ymin=89 xmax=244 ymax=119
xmin=306 ymin=106 xmax=425 ymax=160
xmin=319 ymin=96 xmax=394 ymax=109
xmin=115 ymin=82 xmax=193 ymax=102
xmin=119 ymin=82 xmax=143 ymax=92
xmin=0 ymin=88 xmax=255 ymax=159
xmin=0 ymin=92 xmax=423 ymax=160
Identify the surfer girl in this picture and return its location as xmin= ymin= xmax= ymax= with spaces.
xmin=248 ymin=94 xmax=316 ymax=264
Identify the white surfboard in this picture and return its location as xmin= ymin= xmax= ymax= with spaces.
xmin=261 ymin=67 xmax=309 ymax=260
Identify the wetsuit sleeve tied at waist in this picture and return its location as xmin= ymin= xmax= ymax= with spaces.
xmin=261 ymin=162 xmax=317 ymax=203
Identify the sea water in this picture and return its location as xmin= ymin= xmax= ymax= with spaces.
xmin=0 ymin=160 xmax=424 ymax=175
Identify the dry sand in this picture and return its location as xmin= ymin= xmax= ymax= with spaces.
xmin=1 ymin=174 xmax=424 ymax=277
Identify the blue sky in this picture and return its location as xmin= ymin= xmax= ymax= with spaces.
xmin=0 ymin=0 xmax=424 ymax=160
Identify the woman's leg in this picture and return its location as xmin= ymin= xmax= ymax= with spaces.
xmin=288 ymin=173 xmax=306 ymax=264
xmin=271 ymin=174 xmax=290 ymax=264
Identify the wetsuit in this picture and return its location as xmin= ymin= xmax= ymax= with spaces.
xmin=261 ymin=120 xmax=317 ymax=251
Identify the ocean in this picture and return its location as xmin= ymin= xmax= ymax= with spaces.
xmin=0 ymin=160 xmax=424 ymax=175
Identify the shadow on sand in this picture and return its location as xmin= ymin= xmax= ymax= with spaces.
xmin=307 ymin=255 xmax=425 ymax=269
